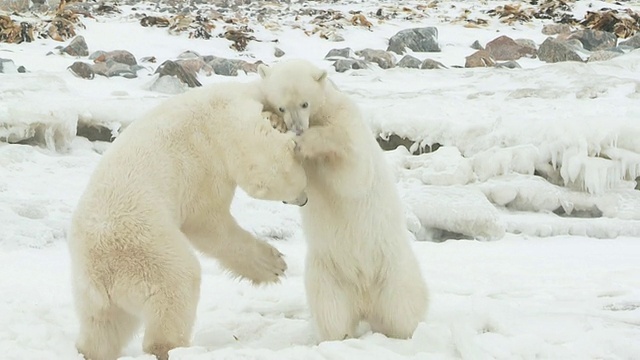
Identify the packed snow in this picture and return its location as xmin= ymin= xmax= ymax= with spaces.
xmin=1 ymin=0 xmax=640 ymax=359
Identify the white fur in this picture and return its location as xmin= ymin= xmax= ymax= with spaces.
xmin=259 ymin=60 xmax=429 ymax=341
xmin=68 ymin=81 xmax=307 ymax=360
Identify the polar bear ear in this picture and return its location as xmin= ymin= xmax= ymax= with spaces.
xmin=313 ymin=69 xmax=328 ymax=82
xmin=257 ymin=64 xmax=271 ymax=79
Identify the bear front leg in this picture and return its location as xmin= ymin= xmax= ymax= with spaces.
xmin=184 ymin=214 xmax=288 ymax=284
xmin=294 ymin=125 xmax=349 ymax=162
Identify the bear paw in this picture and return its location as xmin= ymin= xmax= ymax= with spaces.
xmin=246 ymin=240 xmax=288 ymax=285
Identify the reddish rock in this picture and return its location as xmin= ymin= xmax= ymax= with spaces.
xmin=485 ymin=35 xmax=536 ymax=61
xmin=465 ymin=50 xmax=495 ymax=68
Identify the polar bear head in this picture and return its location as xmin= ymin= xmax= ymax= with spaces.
xmin=258 ymin=59 xmax=328 ymax=136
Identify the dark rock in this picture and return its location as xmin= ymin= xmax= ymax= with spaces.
xmin=376 ymin=134 xmax=441 ymax=155
xmin=465 ymin=50 xmax=495 ymax=68
xmin=420 ymin=58 xmax=447 ymax=69
xmin=68 ymin=61 xmax=95 ymax=79
xmin=88 ymin=50 xmax=107 ymax=61
xmin=62 ymin=35 xmax=89 ymax=57
xmin=396 ymin=55 xmax=422 ymax=69
xmin=324 ymin=47 xmax=353 ymax=59
xmin=355 ymin=48 xmax=396 ymax=69
xmin=155 ymin=60 xmax=201 ymax=87
xmin=106 ymin=61 xmax=136 ymax=78
xmin=387 ymin=27 xmax=440 ymax=55
xmin=76 ymin=123 xmax=113 ymax=142
xmin=94 ymin=50 xmax=137 ymax=66
xmin=274 ymin=47 xmax=285 ymax=57
xmin=542 ymin=23 xmax=572 ymax=35
xmin=208 ymin=57 xmax=244 ymax=76
xmin=177 ymin=50 xmax=201 ymax=59
xmin=619 ymin=33 xmax=640 ymax=49
xmin=485 ymin=35 xmax=536 ymax=61
xmin=471 ymin=40 xmax=484 ymax=50
xmin=538 ymin=37 xmax=583 ymax=63
xmin=332 ymin=58 xmax=368 ymax=73
xmin=495 ymin=60 xmax=522 ymax=69
xmin=17 ymin=65 xmax=26 ymax=73
xmin=176 ymin=58 xmax=213 ymax=76
xmin=587 ymin=50 xmax=622 ymax=62
xmin=0 ymin=58 xmax=18 ymax=74
xmin=567 ymin=29 xmax=617 ymax=51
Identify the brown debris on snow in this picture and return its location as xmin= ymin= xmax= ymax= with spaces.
xmin=221 ymin=26 xmax=256 ymax=51
xmin=581 ymin=9 xmax=640 ymax=39
xmin=0 ymin=15 xmax=34 ymax=43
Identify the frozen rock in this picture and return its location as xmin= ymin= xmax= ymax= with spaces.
xmin=537 ymin=37 xmax=582 ymax=63
xmin=324 ymin=47 xmax=353 ymax=60
xmin=387 ymin=27 xmax=440 ymax=55
xmin=68 ymin=61 xmax=95 ymax=79
xmin=485 ymin=35 xmax=536 ymax=61
xmin=62 ymin=35 xmax=89 ymax=57
xmin=619 ymin=33 xmax=640 ymax=49
xmin=332 ymin=58 xmax=368 ymax=73
xmin=355 ymin=48 xmax=396 ymax=69
xmin=567 ymin=29 xmax=617 ymax=51
xmin=155 ymin=60 xmax=201 ymax=86
xmin=420 ymin=58 xmax=447 ymax=69
xmin=0 ymin=58 xmax=18 ymax=74
xmin=396 ymin=55 xmax=421 ymax=69
xmin=465 ymin=50 xmax=495 ymax=68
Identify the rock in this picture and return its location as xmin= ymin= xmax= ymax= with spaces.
xmin=148 ymin=74 xmax=187 ymax=94
xmin=420 ymin=58 xmax=447 ymax=69
xmin=177 ymin=50 xmax=201 ymax=59
xmin=495 ymin=60 xmax=522 ymax=69
xmin=471 ymin=40 xmax=484 ymax=50
xmin=396 ymin=55 xmax=422 ymax=69
xmin=542 ymin=23 xmax=572 ymax=35
xmin=17 ymin=65 xmax=26 ymax=73
xmin=619 ymin=33 xmax=640 ymax=49
xmin=515 ymin=38 xmax=537 ymax=53
xmin=68 ymin=61 xmax=95 ymax=79
xmin=0 ymin=58 xmax=18 ymax=74
xmin=355 ymin=48 xmax=396 ymax=69
xmin=485 ymin=35 xmax=536 ymax=61
xmin=88 ymin=50 xmax=107 ymax=61
xmin=176 ymin=58 xmax=213 ymax=76
xmin=587 ymin=50 xmax=623 ymax=62
xmin=140 ymin=56 xmax=157 ymax=63
xmin=537 ymin=37 xmax=583 ymax=63
xmin=94 ymin=50 xmax=137 ymax=66
xmin=208 ymin=57 xmax=244 ymax=76
xmin=387 ymin=27 xmax=440 ymax=55
xmin=274 ymin=47 xmax=285 ymax=57
xmin=567 ymin=29 xmax=617 ymax=51
xmin=465 ymin=50 xmax=495 ymax=68
xmin=62 ymin=35 xmax=89 ymax=57
xmin=91 ymin=62 xmax=108 ymax=77
xmin=324 ymin=47 xmax=353 ymax=60
xmin=332 ymin=58 xmax=368 ymax=73
xmin=106 ymin=61 xmax=137 ymax=78
xmin=155 ymin=60 xmax=201 ymax=87
xmin=76 ymin=123 xmax=113 ymax=142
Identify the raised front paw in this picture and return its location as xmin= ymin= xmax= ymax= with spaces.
xmin=246 ymin=240 xmax=288 ymax=285
xmin=263 ymin=111 xmax=288 ymax=133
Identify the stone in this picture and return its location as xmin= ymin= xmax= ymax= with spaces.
xmin=0 ymin=58 xmax=18 ymax=74
xmin=396 ymin=55 xmax=422 ymax=69
xmin=88 ymin=50 xmax=107 ymax=61
xmin=149 ymin=75 xmax=187 ymax=94
xmin=94 ymin=50 xmax=137 ymax=66
xmin=567 ymin=29 xmax=617 ymax=51
xmin=324 ymin=47 xmax=353 ymax=59
xmin=355 ymin=48 xmax=396 ymax=69
xmin=106 ymin=62 xmax=137 ymax=78
xmin=387 ymin=27 xmax=440 ymax=55
xmin=62 ymin=35 xmax=89 ymax=57
xmin=76 ymin=123 xmax=113 ymax=142
xmin=471 ymin=40 xmax=484 ymax=50
xmin=495 ymin=60 xmax=522 ymax=69
xmin=332 ymin=58 xmax=368 ymax=73
xmin=208 ymin=57 xmax=243 ymax=76
xmin=274 ymin=47 xmax=285 ymax=57
xmin=420 ymin=58 xmax=447 ymax=69
xmin=465 ymin=50 xmax=495 ymax=68
xmin=587 ymin=50 xmax=623 ymax=62
xmin=515 ymin=38 xmax=537 ymax=53
xmin=68 ymin=61 xmax=95 ymax=79
xmin=176 ymin=58 xmax=213 ymax=76
xmin=537 ymin=37 xmax=582 ymax=63
xmin=619 ymin=33 xmax=640 ymax=49
xmin=177 ymin=50 xmax=201 ymax=59
xmin=542 ymin=23 xmax=572 ymax=35
xmin=485 ymin=35 xmax=536 ymax=61
xmin=155 ymin=60 xmax=201 ymax=87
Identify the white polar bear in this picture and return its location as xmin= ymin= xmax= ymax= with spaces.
xmin=258 ymin=59 xmax=429 ymax=341
xmin=68 ymin=81 xmax=307 ymax=360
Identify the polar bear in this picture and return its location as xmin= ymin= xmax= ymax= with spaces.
xmin=68 ymin=81 xmax=307 ymax=360
xmin=257 ymin=59 xmax=429 ymax=341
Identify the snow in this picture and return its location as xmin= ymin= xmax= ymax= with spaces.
xmin=1 ymin=0 xmax=640 ymax=359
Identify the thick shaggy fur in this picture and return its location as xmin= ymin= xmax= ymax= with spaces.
xmin=259 ymin=60 xmax=429 ymax=341
xmin=68 ymin=82 xmax=306 ymax=360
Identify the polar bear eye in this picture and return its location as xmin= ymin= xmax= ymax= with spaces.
xmin=301 ymin=102 xmax=309 ymax=109
xmin=278 ymin=107 xmax=286 ymax=113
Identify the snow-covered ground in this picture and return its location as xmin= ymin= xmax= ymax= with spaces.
xmin=1 ymin=0 xmax=640 ymax=359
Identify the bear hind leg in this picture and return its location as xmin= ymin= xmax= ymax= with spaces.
xmin=75 ymin=289 xmax=140 ymax=360
xmin=367 ymin=272 xmax=428 ymax=339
